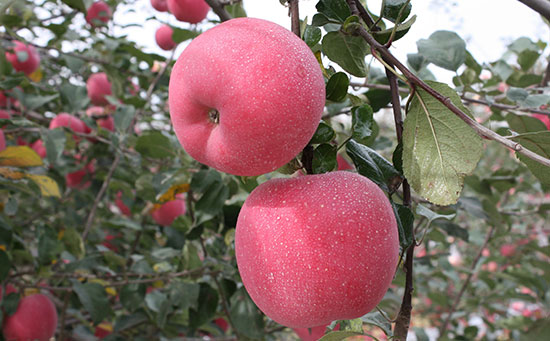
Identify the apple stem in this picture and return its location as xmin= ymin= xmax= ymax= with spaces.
xmin=208 ymin=109 xmax=220 ymax=124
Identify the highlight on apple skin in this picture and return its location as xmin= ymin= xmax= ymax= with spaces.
xmin=235 ymin=171 xmax=399 ymax=328
xmin=151 ymin=196 xmax=187 ymax=226
xmin=86 ymin=1 xmax=112 ymax=27
xmin=155 ymin=25 xmax=177 ymax=51
xmin=5 ymin=41 xmax=40 ymax=75
xmin=87 ymin=72 xmax=112 ymax=106
xmin=2 ymin=293 xmax=58 ymax=341
xmin=167 ymin=0 xmax=209 ymax=24
xmin=169 ymin=17 xmax=325 ymax=176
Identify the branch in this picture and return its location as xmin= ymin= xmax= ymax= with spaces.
xmin=541 ymin=59 xmax=550 ymax=87
xmin=289 ymin=0 xmax=301 ymax=37
xmin=439 ymin=226 xmax=495 ymax=336
xmin=517 ymin=0 xmax=550 ymax=21
xmin=204 ymin=0 xmax=232 ymax=22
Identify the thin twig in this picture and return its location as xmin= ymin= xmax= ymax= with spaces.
xmin=289 ymin=0 xmax=301 ymax=37
xmin=541 ymin=59 xmax=550 ymax=87
xmin=439 ymin=226 xmax=496 ymax=336
xmin=204 ymin=0 xmax=233 ymax=22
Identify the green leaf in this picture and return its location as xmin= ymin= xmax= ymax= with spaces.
xmin=72 ymin=281 xmax=113 ymax=324
xmin=19 ymin=94 xmax=59 ymax=111
xmin=303 ymin=25 xmax=322 ymax=47
xmin=417 ymin=30 xmax=466 ymax=71
xmin=492 ymin=60 xmax=514 ymax=81
xmin=372 ymin=15 xmax=416 ymax=45
xmin=506 ymin=113 xmax=548 ymax=133
xmin=63 ymin=55 xmax=85 ymax=73
xmin=511 ymin=131 xmax=550 ymax=186
xmin=135 ymin=131 xmax=173 ymax=159
xmin=382 ymin=0 xmax=412 ymax=23
xmin=312 ymin=143 xmax=337 ymax=174
xmin=402 ymin=81 xmax=483 ymax=205
xmin=434 ymin=220 xmax=469 ymax=241
xmin=120 ymin=284 xmax=146 ymax=312
xmin=229 ymin=288 xmax=265 ymax=339
xmin=191 ymin=170 xmax=230 ymax=224
xmin=351 ymin=104 xmax=374 ymax=143
xmin=62 ymin=0 xmax=86 ymax=12
xmin=319 ymin=331 xmax=364 ymax=341
xmin=44 ymin=128 xmax=66 ymax=164
xmin=114 ymin=310 xmax=148 ymax=332
xmin=523 ymin=95 xmax=550 ymax=108
xmin=145 ymin=290 xmax=167 ymax=313
xmin=189 ymin=283 xmax=219 ymax=330
xmin=326 ymin=72 xmax=349 ymax=102
xmin=312 ymin=13 xmax=331 ymax=26
xmin=225 ymin=3 xmax=247 ymax=17
xmin=60 ymin=83 xmax=89 ymax=112
xmin=171 ymin=27 xmax=199 ymax=44
xmin=391 ymin=201 xmax=414 ymax=250
xmin=169 ymin=281 xmax=200 ymax=310
xmin=310 ymin=121 xmax=336 ymax=144
xmin=315 ymin=0 xmax=351 ymax=23
xmin=346 ymin=139 xmax=403 ymax=193
xmin=507 ymin=87 xmax=528 ymax=102
xmin=2 ymin=293 xmax=20 ymax=316
xmin=0 ymin=250 xmax=10 ymax=282
xmin=62 ymin=227 xmax=85 ymax=259
xmin=361 ymin=311 xmax=393 ymax=336
xmin=365 ymin=88 xmax=392 ymax=112
xmin=322 ymin=31 xmax=369 ymax=77
xmin=114 ymin=105 xmax=135 ymax=132
xmin=407 ymin=53 xmax=429 ymax=72
xmin=518 ymin=50 xmax=540 ymax=71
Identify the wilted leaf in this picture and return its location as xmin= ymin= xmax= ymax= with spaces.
xmin=0 ymin=146 xmax=43 ymax=167
xmin=25 ymin=174 xmax=61 ymax=198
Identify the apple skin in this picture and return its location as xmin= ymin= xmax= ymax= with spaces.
xmin=167 ymin=0 xmax=209 ymax=24
xmin=0 ymin=284 xmax=17 ymax=300
xmin=235 ymin=171 xmax=399 ymax=328
xmin=31 ymin=139 xmax=47 ymax=158
xmin=87 ymin=72 xmax=112 ymax=106
xmin=500 ymin=244 xmax=516 ymax=257
xmin=337 ymin=154 xmax=354 ymax=170
xmin=0 ymin=92 xmax=6 ymax=107
xmin=86 ymin=1 xmax=112 ymax=27
xmin=155 ymin=25 xmax=177 ymax=51
xmin=0 ymin=109 xmax=11 ymax=120
xmin=49 ymin=113 xmax=91 ymax=141
xmin=115 ymin=191 xmax=131 ymax=217
xmin=151 ymin=196 xmax=186 ymax=226
xmin=2 ymin=293 xmax=58 ymax=341
xmin=151 ymin=0 xmax=169 ymax=12
xmin=66 ymin=161 xmax=95 ymax=189
xmin=533 ymin=114 xmax=550 ymax=130
xmin=169 ymin=18 xmax=325 ymax=176
xmin=5 ymin=41 xmax=40 ymax=75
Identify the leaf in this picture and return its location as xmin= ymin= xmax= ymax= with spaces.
xmin=312 ymin=143 xmax=337 ymax=174
xmin=60 ymin=83 xmax=89 ymax=112
xmin=511 ymin=131 xmax=550 ymax=186
xmin=189 ymin=283 xmax=219 ymax=330
xmin=19 ymin=93 xmax=58 ymax=111
xmin=25 ymin=174 xmax=61 ymax=198
xmin=434 ymin=220 xmax=469 ymax=241
xmin=62 ymin=0 xmax=86 ymax=12
xmin=361 ymin=311 xmax=393 ymax=336
xmin=365 ymin=88 xmax=392 ymax=112
xmin=310 ymin=121 xmax=336 ymax=144
xmin=120 ymin=284 xmax=146 ymax=312
xmin=0 ymin=146 xmax=43 ymax=167
xmin=391 ymin=201 xmax=414 ymax=250
xmin=351 ymin=104 xmax=374 ymax=143
xmin=319 ymin=331 xmax=365 ymax=341
xmin=326 ymin=72 xmax=349 ymax=102
xmin=506 ymin=113 xmax=548 ymax=133
xmin=169 ymin=281 xmax=200 ymax=310
xmin=135 ymin=131 xmax=173 ymax=159
xmin=315 ymin=0 xmax=351 ymax=23
xmin=346 ymin=139 xmax=403 ymax=193
xmin=229 ymin=289 xmax=265 ymax=339
xmin=506 ymin=87 xmax=528 ymax=102
xmin=417 ymin=30 xmax=466 ymax=71
xmin=191 ymin=170 xmax=230 ymax=224
xmin=415 ymin=204 xmax=456 ymax=225
xmin=171 ymin=28 xmax=199 ymax=44
xmin=114 ymin=105 xmax=135 ymax=131
xmin=225 ymin=3 xmax=247 ymax=17
xmin=157 ymin=183 xmax=190 ymax=203
xmin=402 ymin=81 xmax=483 ymax=205
xmin=72 ymin=281 xmax=113 ymax=324
xmin=44 ymin=128 xmax=66 ymax=164
xmin=382 ymin=0 xmax=412 ymax=23
xmin=303 ymin=25 xmax=322 ymax=47
xmin=372 ymin=15 xmax=416 ymax=45
xmin=0 ymin=250 xmax=10 ymax=282
xmin=322 ymin=31 xmax=369 ymax=77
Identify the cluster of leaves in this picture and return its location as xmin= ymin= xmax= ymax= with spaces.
xmin=0 ymin=0 xmax=549 ymax=340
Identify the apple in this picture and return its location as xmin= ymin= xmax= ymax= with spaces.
xmin=169 ymin=18 xmax=325 ymax=176
xmin=0 ymin=109 xmax=11 ymax=120
xmin=151 ymin=0 xmax=169 ymax=12
xmin=167 ymin=0 xmax=209 ymax=24
xmin=0 ymin=284 xmax=16 ymax=300
xmin=235 ymin=171 xmax=399 ymax=328
xmin=66 ymin=159 xmax=95 ymax=189
xmin=214 ymin=318 xmax=228 ymax=332
xmin=87 ymin=72 xmax=112 ymax=106
xmin=2 ymin=293 xmax=58 ymax=341
xmin=337 ymin=154 xmax=354 ymax=170
xmin=86 ymin=1 xmax=112 ymax=27
xmin=500 ymin=244 xmax=516 ymax=257
xmin=155 ymin=25 xmax=177 ymax=51
xmin=0 ymin=130 xmax=6 ymax=152
xmin=151 ymin=196 xmax=186 ymax=226
xmin=49 ymin=113 xmax=90 ymax=141
xmin=0 ymin=91 xmax=6 ymax=107
xmin=293 ymin=324 xmax=339 ymax=341
xmin=5 ymin=41 xmax=40 ymax=76
xmin=533 ymin=114 xmax=550 ymax=130
xmin=94 ymin=322 xmax=113 ymax=338
xmin=31 ymin=139 xmax=47 ymax=158
xmin=115 ymin=191 xmax=131 ymax=217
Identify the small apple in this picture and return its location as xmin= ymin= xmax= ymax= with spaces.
xmin=155 ymin=25 xmax=177 ymax=51
xmin=115 ymin=191 xmax=131 ymax=217
xmin=151 ymin=0 xmax=169 ymax=12
xmin=235 ymin=171 xmax=399 ymax=328
xmin=169 ymin=18 xmax=325 ymax=176
xmin=86 ymin=105 xmax=115 ymax=132
xmin=151 ymin=196 xmax=186 ymax=226
xmin=2 ymin=293 xmax=58 ymax=341
xmin=5 ymin=41 xmax=40 ymax=76
xmin=532 ymin=114 xmax=550 ymax=130
xmin=0 ymin=109 xmax=11 ymax=120
xmin=500 ymin=244 xmax=516 ymax=257
xmin=293 ymin=324 xmax=339 ymax=341
xmin=31 ymin=139 xmax=47 ymax=158
xmin=66 ymin=159 xmax=95 ymax=189
xmin=87 ymin=72 xmax=112 ymax=106
xmin=337 ymin=154 xmax=354 ymax=170
xmin=167 ymin=0 xmax=209 ymax=24
xmin=49 ymin=113 xmax=91 ymax=141
xmin=86 ymin=1 xmax=112 ymax=27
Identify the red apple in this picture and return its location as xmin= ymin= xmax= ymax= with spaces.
xmin=169 ymin=18 xmax=325 ymax=176
xmin=214 ymin=318 xmax=228 ymax=332
xmin=31 ymin=139 xmax=47 ymax=158
xmin=2 ymin=293 xmax=58 ymax=341
xmin=155 ymin=25 xmax=177 ymax=51
xmin=49 ymin=113 xmax=90 ymax=141
xmin=500 ymin=244 xmax=516 ymax=257
xmin=66 ymin=160 xmax=95 ymax=189
xmin=0 ymin=109 xmax=11 ymax=120
xmin=235 ymin=171 xmax=399 ymax=328
xmin=115 ymin=191 xmax=131 ymax=217
xmin=532 ymin=114 xmax=550 ymax=130
xmin=94 ymin=322 xmax=112 ymax=338
xmin=86 ymin=72 xmax=112 ymax=106
xmin=0 ymin=92 xmax=6 ymax=107
xmin=151 ymin=0 xmax=169 ymax=12
xmin=293 ymin=324 xmax=339 ymax=341
xmin=0 ymin=130 xmax=6 ymax=152
xmin=151 ymin=196 xmax=186 ymax=226
xmin=5 ymin=41 xmax=40 ymax=76
xmin=167 ymin=0 xmax=209 ymax=24
xmin=86 ymin=1 xmax=112 ymax=27
xmin=86 ymin=106 xmax=115 ymax=132
xmin=337 ymin=154 xmax=354 ymax=170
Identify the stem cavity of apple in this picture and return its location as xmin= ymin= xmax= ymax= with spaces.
xmin=209 ymin=108 xmax=220 ymax=124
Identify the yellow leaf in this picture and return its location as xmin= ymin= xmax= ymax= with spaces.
xmin=0 ymin=167 xmax=25 ymax=179
xmin=25 ymin=174 xmax=61 ymax=198
xmin=156 ymin=183 xmax=190 ymax=203
xmin=0 ymin=245 xmax=5 ymax=251
xmin=105 ymin=286 xmax=117 ymax=296
xmin=0 ymin=146 xmax=43 ymax=167
xmin=28 ymin=68 xmax=43 ymax=82
xmin=57 ymin=229 xmax=65 ymax=240
xmin=89 ymin=279 xmax=117 ymax=296
xmin=97 ymin=322 xmax=113 ymax=333
xmin=24 ymin=288 xmax=39 ymax=296
xmin=152 ymin=280 xmax=164 ymax=288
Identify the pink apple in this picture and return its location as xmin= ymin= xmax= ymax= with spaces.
xmin=0 ymin=91 xmax=6 ymax=107
xmin=155 ymin=25 xmax=177 ymax=51
xmin=87 ymin=72 xmax=112 ymax=106
xmin=2 ymin=293 xmax=58 ymax=341
xmin=151 ymin=0 xmax=169 ymax=12
xmin=5 ymin=41 xmax=40 ymax=75
xmin=0 ymin=109 xmax=11 ymax=120
xmin=49 ymin=113 xmax=91 ymax=141
xmin=151 ymin=196 xmax=186 ymax=226
xmin=167 ymin=0 xmax=209 ymax=24
xmin=532 ymin=114 xmax=550 ymax=130
xmin=169 ymin=18 xmax=325 ymax=176
xmin=0 ymin=130 xmax=6 ymax=152
xmin=66 ymin=160 xmax=95 ymax=189
xmin=115 ymin=191 xmax=131 ymax=217
xmin=31 ymin=139 xmax=47 ymax=158
xmin=337 ymin=154 xmax=354 ymax=170
xmin=86 ymin=1 xmax=112 ymax=27
xmin=235 ymin=171 xmax=399 ymax=328
xmin=293 ymin=324 xmax=339 ymax=341
xmin=500 ymin=244 xmax=516 ymax=257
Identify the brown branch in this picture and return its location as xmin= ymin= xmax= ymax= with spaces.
xmin=540 ymin=58 xmax=550 ymax=87
xmin=204 ymin=0 xmax=232 ymax=22
xmin=289 ymin=0 xmax=301 ymax=37
xmin=517 ymin=0 xmax=550 ymax=21
xmin=439 ymin=226 xmax=495 ymax=336
xmin=345 ymin=0 xmax=378 ymax=30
